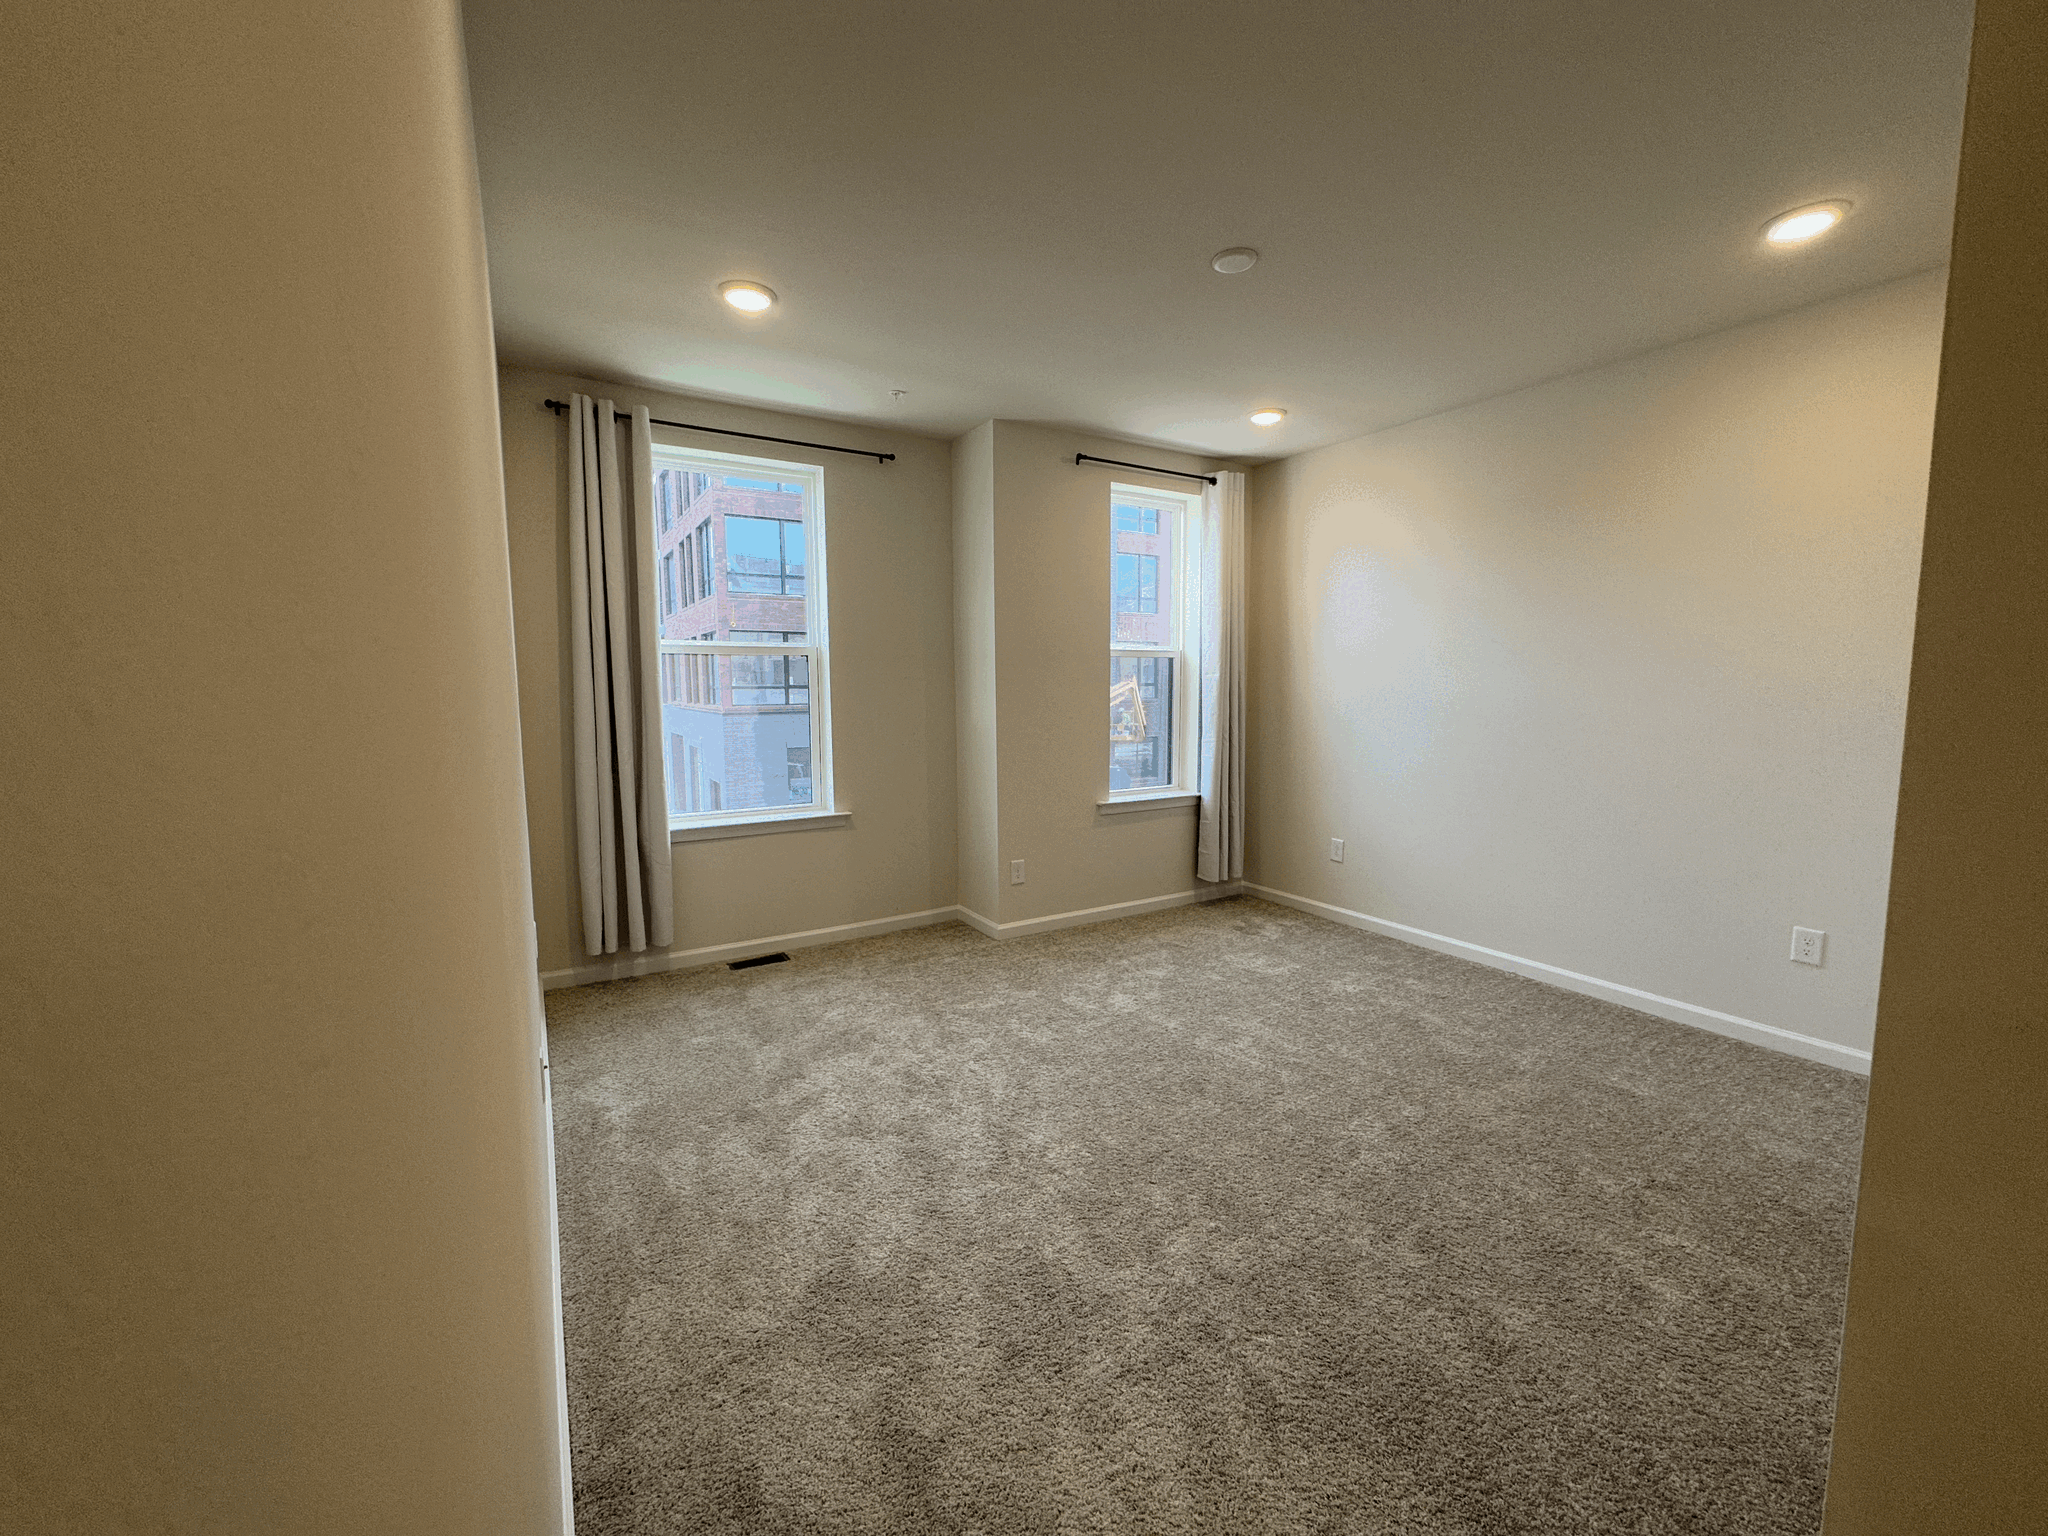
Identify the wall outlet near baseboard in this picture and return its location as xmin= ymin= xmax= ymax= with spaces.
xmin=1791 ymin=926 xmax=1826 ymax=966
xmin=1010 ymin=859 xmax=1026 ymax=885
xmin=1329 ymin=838 xmax=1345 ymax=863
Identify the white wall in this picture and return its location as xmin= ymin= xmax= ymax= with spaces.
xmin=1246 ymin=271 xmax=1947 ymax=1061
xmin=499 ymin=368 xmax=959 ymax=980
xmin=2 ymin=4 xmax=566 ymax=1530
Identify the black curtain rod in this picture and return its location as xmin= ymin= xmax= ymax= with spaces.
xmin=1074 ymin=452 xmax=1217 ymax=486
xmin=544 ymin=399 xmax=895 ymax=464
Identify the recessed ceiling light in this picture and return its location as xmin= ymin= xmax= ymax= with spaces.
xmin=1212 ymin=248 xmax=1259 ymax=274
xmin=719 ymin=280 xmax=777 ymax=312
xmin=1764 ymin=201 xmax=1851 ymax=246
xmin=1249 ymin=408 xmax=1287 ymax=426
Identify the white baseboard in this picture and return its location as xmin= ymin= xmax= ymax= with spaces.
xmin=544 ymin=884 xmax=1245 ymax=990
xmin=955 ymin=906 xmax=1000 ymax=939
xmin=959 ymin=883 xmax=1240 ymax=941
xmin=1242 ymin=883 xmax=1872 ymax=1075
xmin=539 ymin=904 xmax=962 ymax=990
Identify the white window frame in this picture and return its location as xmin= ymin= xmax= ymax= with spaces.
xmin=1106 ymin=481 xmax=1199 ymax=802
xmin=651 ymin=443 xmax=836 ymax=832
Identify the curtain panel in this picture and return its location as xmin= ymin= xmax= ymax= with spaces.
xmin=1196 ymin=469 xmax=1246 ymax=883
xmin=566 ymin=394 xmax=675 ymax=955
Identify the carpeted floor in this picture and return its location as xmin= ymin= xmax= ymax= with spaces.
xmin=545 ymin=896 xmax=1866 ymax=1535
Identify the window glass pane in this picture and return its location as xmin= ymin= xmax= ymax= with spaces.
xmin=728 ymin=652 xmax=810 ymax=708
xmin=660 ymin=653 xmax=813 ymax=814
xmin=725 ymin=515 xmax=784 ymax=593
xmin=1110 ymin=655 xmax=1172 ymax=791
xmin=1111 ymin=499 xmax=1174 ymax=647
xmin=669 ymin=733 xmax=689 ymax=815
xmin=1113 ymin=552 xmax=1158 ymax=615
xmin=781 ymin=520 xmax=805 ymax=593
xmin=656 ymin=467 xmax=811 ymax=642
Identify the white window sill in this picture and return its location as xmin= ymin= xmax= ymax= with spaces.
xmin=670 ymin=809 xmax=851 ymax=844
xmin=1097 ymin=791 xmax=1200 ymax=815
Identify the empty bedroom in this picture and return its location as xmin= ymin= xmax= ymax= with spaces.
xmin=7 ymin=2 xmax=2044 ymax=1535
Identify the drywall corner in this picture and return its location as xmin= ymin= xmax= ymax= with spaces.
xmin=953 ymin=421 xmax=1000 ymax=921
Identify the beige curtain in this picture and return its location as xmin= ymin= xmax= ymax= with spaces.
xmin=566 ymin=394 xmax=675 ymax=955
xmin=1197 ymin=469 xmax=1246 ymax=883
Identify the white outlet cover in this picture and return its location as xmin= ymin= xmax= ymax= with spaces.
xmin=1791 ymin=926 xmax=1826 ymax=966
xmin=1330 ymin=838 xmax=1345 ymax=863
xmin=1010 ymin=859 xmax=1025 ymax=885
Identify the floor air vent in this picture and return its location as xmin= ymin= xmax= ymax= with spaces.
xmin=728 ymin=952 xmax=791 ymax=971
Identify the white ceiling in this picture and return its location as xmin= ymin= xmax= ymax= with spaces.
xmin=464 ymin=0 xmax=1973 ymax=459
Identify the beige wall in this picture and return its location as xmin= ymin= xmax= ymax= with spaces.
xmin=949 ymin=423 xmax=1227 ymax=927
xmin=1245 ymin=271 xmax=1947 ymax=1060
xmin=1 ymin=4 xmax=566 ymax=1532
xmin=953 ymin=421 xmax=1003 ymax=921
xmin=499 ymin=367 xmax=958 ymax=978
xmin=1824 ymin=0 xmax=2048 ymax=1526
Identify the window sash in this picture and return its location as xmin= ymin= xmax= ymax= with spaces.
xmin=659 ymin=641 xmax=823 ymax=820
xmin=652 ymin=444 xmax=831 ymax=824
xmin=661 ymin=641 xmax=816 ymax=655
xmin=1109 ymin=649 xmax=1179 ymax=791
xmin=1107 ymin=480 xmax=1196 ymax=797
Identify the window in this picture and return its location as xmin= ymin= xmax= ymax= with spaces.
xmin=656 ymin=468 xmax=677 ymax=533
xmin=727 ymin=631 xmax=808 ymax=708
xmin=1114 ymin=552 xmax=1158 ymax=615
xmin=1108 ymin=486 xmax=1195 ymax=795
xmin=675 ymin=519 xmax=712 ymax=608
xmin=652 ymin=450 xmax=831 ymax=823
xmin=661 ymin=635 xmax=718 ymax=707
xmin=725 ymin=514 xmax=805 ymax=595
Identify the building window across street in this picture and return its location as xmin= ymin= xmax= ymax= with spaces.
xmin=650 ymin=451 xmax=831 ymax=822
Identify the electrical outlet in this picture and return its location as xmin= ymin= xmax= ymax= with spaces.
xmin=1791 ymin=926 xmax=1825 ymax=967
xmin=1329 ymin=838 xmax=1345 ymax=863
xmin=1010 ymin=859 xmax=1026 ymax=885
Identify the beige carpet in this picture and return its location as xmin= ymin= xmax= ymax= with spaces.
xmin=545 ymin=896 xmax=1865 ymax=1535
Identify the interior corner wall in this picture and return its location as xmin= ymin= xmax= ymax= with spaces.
xmin=962 ymin=421 xmax=1224 ymax=928
xmin=1 ymin=3 xmax=566 ymax=1531
xmin=1823 ymin=0 xmax=2048 ymax=1524
xmin=1245 ymin=269 xmax=1948 ymax=1059
xmin=953 ymin=421 xmax=1002 ymax=921
xmin=498 ymin=367 xmax=958 ymax=977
